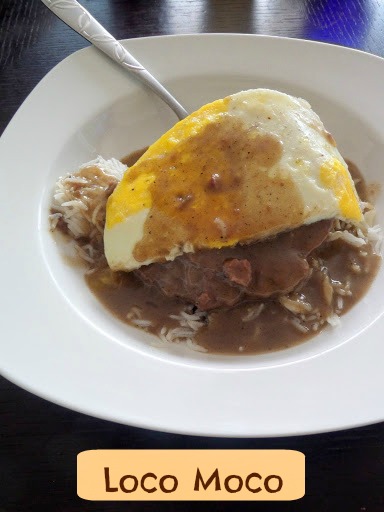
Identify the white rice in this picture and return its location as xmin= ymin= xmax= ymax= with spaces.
xmin=49 ymin=156 xmax=126 ymax=242
xmin=214 ymin=217 xmax=227 ymax=237
xmin=158 ymin=321 xmax=207 ymax=348
xmin=327 ymin=230 xmax=367 ymax=247
xmin=279 ymin=295 xmax=312 ymax=314
xmin=169 ymin=310 xmax=208 ymax=331
xmin=326 ymin=313 xmax=341 ymax=327
xmin=327 ymin=202 xmax=382 ymax=253
xmin=242 ymin=303 xmax=265 ymax=322
xmin=132 ymin=319 xmax=152 ymax=328
xmin=290 ymin=317 xmax=310 ymax=334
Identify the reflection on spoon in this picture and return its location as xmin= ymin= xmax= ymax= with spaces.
xmin=40 ymin=0 xmax=189 ymax=121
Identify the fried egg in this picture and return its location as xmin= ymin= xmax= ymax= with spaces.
xmin=104 ymin=89 xmax=362 ymax=271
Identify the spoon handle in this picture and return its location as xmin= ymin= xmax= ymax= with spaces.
xmin=40 ymin=0 xmax=188 ymax=120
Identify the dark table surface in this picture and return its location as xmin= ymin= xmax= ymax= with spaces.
xmin=1 ymin=0 xmax=384 ymax=510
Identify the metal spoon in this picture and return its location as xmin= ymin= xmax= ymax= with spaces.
xmin=40 ymin=0 xmax=188 ymax=120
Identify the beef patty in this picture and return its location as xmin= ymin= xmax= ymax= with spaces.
xmin=135 ymin=219 xmax=333 ymax=310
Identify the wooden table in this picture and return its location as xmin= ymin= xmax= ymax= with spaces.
xmin=1 ymin=1 xmax=384 ymax=510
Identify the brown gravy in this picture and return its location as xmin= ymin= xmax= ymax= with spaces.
xmin=86 ymin=239 xmax=380 ymax=354
xmin=85 ymin=152 xmax=381 ymax=355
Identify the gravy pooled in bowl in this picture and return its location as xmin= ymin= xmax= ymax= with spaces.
xmin=50 ymin=89 xmax=382 ymax=354
xmin=84 ymin=154 xmax=380 ymax=354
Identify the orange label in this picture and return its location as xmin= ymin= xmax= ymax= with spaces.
xmin=77 ymin=450 xmax=305 ymax=501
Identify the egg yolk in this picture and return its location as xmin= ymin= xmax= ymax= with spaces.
xmin=320 ymin=159 xmax=362 ymax=221
xmin=107 ymin=98 xmax=229 ymax=227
